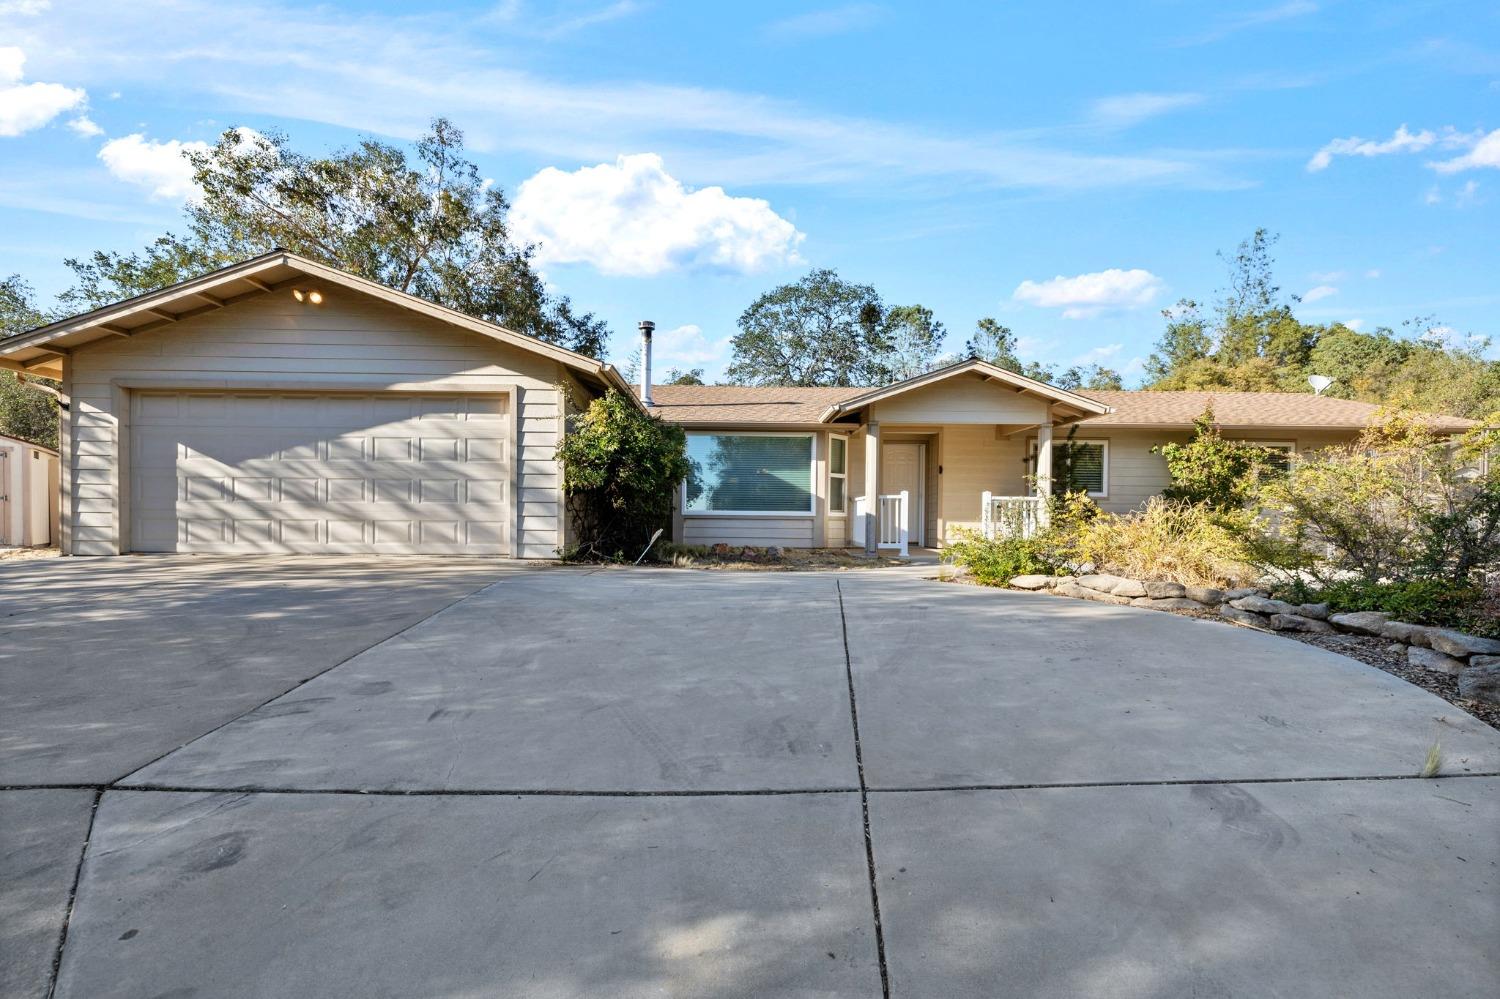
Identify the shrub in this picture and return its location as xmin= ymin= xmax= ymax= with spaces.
xmin=556 ymin=388 xmax=690 ymax=561
xmin=1256 ymin=412 xmax=1500 ymax=585
xmin=1072 ymin=498 xmax=1259 ymax=588
xmin=1272 ymin=577 xmax=1498 ymax=639
xmin=1154 ymin=406 xmax=1274 ymax=510
xmin=942 ymin=528 xmax=1065 ymax=585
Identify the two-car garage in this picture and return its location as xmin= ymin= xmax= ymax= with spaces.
xmin=128 ymin=391 xmax=513 ymax=555
xmin=0 ymin=251 xmax=633 ymax=559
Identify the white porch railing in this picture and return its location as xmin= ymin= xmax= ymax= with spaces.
xmin=980 ymin=491 xmax=1047 ymax=539
xmin=852 ymin=491 xmax=910 ymax=556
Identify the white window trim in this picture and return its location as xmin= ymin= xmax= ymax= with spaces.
xmin=1031 ymin=437 xmax=1109 ymax=498
xmin=828 ymin=433 xmax=849 ymax=517
xmin=681 ymin=430 xmax=818 ymax=518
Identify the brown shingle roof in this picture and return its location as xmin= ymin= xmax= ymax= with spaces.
xmin=1080 ymin=391 xmax=1475 ymax=431
xmin=643 ymin=385 xmax=865 ymax=424
xmin=640 ymin=385 xmax=1476 ymax=431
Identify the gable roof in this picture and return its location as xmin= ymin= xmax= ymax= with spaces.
xmin=642 ymin=359 xmax=1115 ymax=426
xmin=0 ymin=250 xmax=635 ymax=396
xmin=817 ymin=358 xmax=1112 ymax=422
xmin=1082 ymin=390 xmax=1475 ymax=432
xmin=641 ymin=383 xmax=1475 ymax=432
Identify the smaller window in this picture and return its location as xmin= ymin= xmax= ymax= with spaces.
xmin=1033 ymin=439 xmax=1108 ymax=497
xmin=1248 ymin=441 xmax=1296 ymax=476
xmin=829 ymin=435 xmax=848 ymax=514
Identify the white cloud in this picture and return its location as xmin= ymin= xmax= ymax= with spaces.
xmin=0 ymin=0 xmax=51 ymax=14
xmin=652 ymin=324 xmax=732 ymax=370
xmin=1344 ymin=319 xmax=1365 ymax=330
xmin=1072 ymin=343 xmax=1123 ymax=365
xmin=511 ymin=153 xmax=804 ymax=277
xmin=1309 ymin=269 xmax=1344 ymax=282
xmin=1177 ymin=1 xmax=1318 ymax=46
xmin=1429 ymin=128 xmax=1500 ymax=173
xmin=98 ymin=133 xmax=209 ymax=199
xmin=1012 ymin=268 xmax=1165 ymax=319
xmin=1301 ymin=284 xmax=1337 ymax=302
xmin=0 ymin=1 xmax=1230 ymax=197
xmin=98 ymin=126 xmax=265 ymax=200
xmin=1307 ymin=124 xmax=1436 ymax=172
xmin=1090 ymin=92 xmax=1204 ymax=128
xmin=765 ymin=4 xmax=886 ymax=41
xmin=66 ymin=114 xmax=102 ymax=137
xmin=0 ymin=46 xmax=87 ymax=136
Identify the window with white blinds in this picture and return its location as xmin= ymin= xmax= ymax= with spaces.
xmin=683 ymin=433 xmax=815 ymax=514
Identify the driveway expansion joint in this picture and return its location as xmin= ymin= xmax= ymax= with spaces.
xmin=836 ymin=579 xmax=892 ymax=999
xmin=43 ymin=788 xmax=101 ymax=999
xmin=104 ymin=572 xmax=512 ymax=787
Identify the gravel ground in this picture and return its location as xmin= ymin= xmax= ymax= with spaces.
xmin=663 ymin=548 xmax=909 ymax=571
xmin=0 ymin=545 xmax=59 ymax=561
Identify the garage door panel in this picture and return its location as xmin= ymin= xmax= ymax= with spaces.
xmin=130 ymin=391 xmax=513 ymax=555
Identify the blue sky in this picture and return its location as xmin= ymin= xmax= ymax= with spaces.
xmin=2 ymin=0 xmax=1497 ymax=383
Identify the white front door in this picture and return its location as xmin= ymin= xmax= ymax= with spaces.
xmin=880 ymin=442 xmax=922 ymax=545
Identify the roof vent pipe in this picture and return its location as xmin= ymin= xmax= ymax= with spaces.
xmin=638 ymin=320 xmax=655 ymax=406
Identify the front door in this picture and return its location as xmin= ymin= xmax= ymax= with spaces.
xmin=880 ymin=442 xmax=923 ymax=545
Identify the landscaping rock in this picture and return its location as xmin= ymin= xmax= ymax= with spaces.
xmin=1223 ymin=587 xmax=1265 ymax=601
xmin=1407 ymin=646 xmax=1466 ymax=675
xmin=1076 ymin=587 xmax=1134 ymax=606
xmin=1052 ymin=580 xmax=1088 ymax=599
xmin=1426 ymin=629 xmax=1500 ymax=659
xmin=765 ymin=546 xmax=783 ymax=558
xmin=1076 ymin=574 xmax=1127 ymax=593
xmin=1219 ymin=606 xmax=1270 ymax=630
xmin=1009 ymin=575 xmax=1054 ymax=590
xmin=1229 ymin=595 xmax=1300 ymax=617
xmin=1270 ymin=613 xmax=1336 ymax=634
xmin=1459 ymin=660 xmax=1500 ymax=705
xmin=1380 ymin=621 xmax=1433 ymax=647
xmin=1143 ymin=597 xmax=1209 ymax=612
xmin=1297 ymin=602 xmax=1330 ymax=620
xmin=1110 ymin=578 xmax=1149 ymax=598
xmin=1143 ymin=581 xmax=1186 ymax=599
xmin=1384 ymin=643 xmax=1405 ymax=655
xmin=1328 ymin=611 xmax=1391 ymax=636
xmin=1184 ymin=585 xmax=1225 ymax=605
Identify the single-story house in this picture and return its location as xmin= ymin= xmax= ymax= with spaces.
xmin=0 ymin=250 xmax=630 ymax=557
xmin=0 ymin=253 xmax=1475 ymax=559
xmin=643 ymin=366 xmax=1476 ymax=554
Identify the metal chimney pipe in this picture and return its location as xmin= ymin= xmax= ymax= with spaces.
xmin=638 ymin=320 xmax=655 ymax=406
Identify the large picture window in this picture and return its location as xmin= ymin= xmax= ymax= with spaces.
xmin=683 ymin=433 xmax=815 ymax=515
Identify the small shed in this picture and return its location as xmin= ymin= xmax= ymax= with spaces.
xmin=0 ymin=432 xmax=59 ymax=547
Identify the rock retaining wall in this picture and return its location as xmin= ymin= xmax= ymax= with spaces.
xmin=1008 ymin=573 xmax=1500 ymax=705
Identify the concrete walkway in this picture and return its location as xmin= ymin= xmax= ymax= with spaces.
xmin=2 ymin=560 xmax=1496 ymax=998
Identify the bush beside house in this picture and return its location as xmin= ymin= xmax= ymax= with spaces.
xmin=945 ymin=407 xmax=1500 ymax=705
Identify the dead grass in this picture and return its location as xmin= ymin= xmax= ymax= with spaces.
xmin=662 ymin=548 xmax=907 ymax=572
xmin=1073 ymin=499 xmax=1257 ymax=588
xmin=0 ymin=546 xmax=60 ymax=562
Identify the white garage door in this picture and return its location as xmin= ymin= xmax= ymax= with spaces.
xmin=129 ymin=391 xmax=513 ymax=554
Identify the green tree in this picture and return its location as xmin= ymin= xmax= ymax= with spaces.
xmin=61 ymin=119 xmax=610 ymax=357
xmin=1153 ymin=406 xmax=1271 ymax=510
xmin=882 ymin=304 xmax=946 ymax=380
xmin=556 ymin=389 xmax=690 ymax=560
xmin=726 ymin=269 xmax=890 ymax=386
xmin=1056 ymin=364 xmax=1124 ymax=391
xmin=663 ymin=367 xmax=706 ymax=385
xmin=0 ymin=276 xmax=59 ymax=448
xmin=963 ymin=318 xmax=1059 ymax=381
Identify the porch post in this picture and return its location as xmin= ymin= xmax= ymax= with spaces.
xmin=863 ymin=420 xmax=880 ymax=554
xmin=1035 ymin=422 xmax=1054 ymax=500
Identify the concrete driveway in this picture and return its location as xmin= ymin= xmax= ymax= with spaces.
xmin=2 ymin=561 xmax=1497 ymax=998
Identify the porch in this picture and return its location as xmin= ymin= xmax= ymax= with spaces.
xmin=844 ymin=420 xmax=1060 ymax=556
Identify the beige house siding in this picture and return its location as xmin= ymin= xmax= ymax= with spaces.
xmin=869 ymin=373 xmax=1051 ymax=424
xmin=64 ymin=288 xmax=573 ymax=557
xmin=681 ymin=516 xmax=816 ymax=548
xmin=936 ymin=425 xmax=1028 ymax=541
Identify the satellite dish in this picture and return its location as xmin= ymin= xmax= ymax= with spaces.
xmin=1308 ymin=375 xmax=1334 ymax=396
